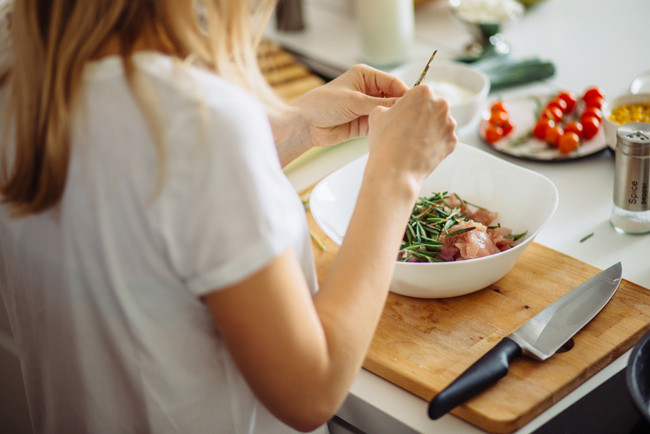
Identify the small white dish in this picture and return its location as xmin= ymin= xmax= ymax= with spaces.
xmin=389 ymin=59 xmax=490 ymax=129
xmin=310 ymin=142 xmax=558 ymax=298
xmin=448 ymin=0 xmax=524 ymax=58
xmin=602 ymin=92 xmax=650 ymax=150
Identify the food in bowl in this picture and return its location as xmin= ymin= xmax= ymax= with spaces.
xmin=602 ymin=93 xmax=650 ymax=148
xmin=608 ymin=102 xmax=650 ymax=125
xmin=399 ymin=191 xmax=526 ymax=262
xmin=309 ymin=143 xmax=558 ymax=298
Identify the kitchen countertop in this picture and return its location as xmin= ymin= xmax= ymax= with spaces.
xmin=265 ymin=0 xmax=650 ymax=432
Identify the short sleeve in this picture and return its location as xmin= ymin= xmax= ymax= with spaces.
xmin=155 ymin=85 xmax=306 ymax=296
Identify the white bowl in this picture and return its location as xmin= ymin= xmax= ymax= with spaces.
xmin=389 ymin=59 xmax=490 ymax=129
xmin=603 ymin=93 xmax=650 ymax=149
xmin=309 ymin=143 xmax=558 ymax=298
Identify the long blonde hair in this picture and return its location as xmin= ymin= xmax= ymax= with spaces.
xmin=0 ymin=0 xmax=280 ymax=216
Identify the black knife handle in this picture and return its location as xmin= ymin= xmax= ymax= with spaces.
xmin=428 ymin=337 xmax=522 ymax=420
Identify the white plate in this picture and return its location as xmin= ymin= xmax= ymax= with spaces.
xmin=480 ymin=92 xmax=608 ymax=161
xmin=310 ymin=142 xmax=558 ymax=298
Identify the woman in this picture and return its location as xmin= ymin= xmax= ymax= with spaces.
xmin=0 ymin=1 xmax=456 ymax=433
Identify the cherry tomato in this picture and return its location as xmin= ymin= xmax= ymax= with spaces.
xmin=564 ymin=121 xmax=584 ymax=138
xmin=490 ymin=100 xmax=510 ymax=113
xmin=541 ymin=106 xmax=563 ymax=122
xmin=581 ymin=106 xmax=603 ymax=123
xmin=581 ymin=116 xmax=601 ymax=140
xmin=557 ymin=91 xmax=578 ymax=113
xmin=484 ymin=124 xmax=505 ymax=144
xmin=490 ymin=101 xmax=510 ymax=114
xmin=558 ymin=132 xmax=581 ymax=154
xmin=534 ymin=117 xmax=555 ymax=140
xmin=547 ymin=97 xmax=568 ymax=114
xmin=585 ymin=96 xmax=605 ymax=109
xmin=545 ymin=125 xmax=564 ymax=147
xmin=501 ymin=118 xmax=514 ymax=136
xmin=583 ymin=87 xmax=605 ymax=107
xmin=489 ymin=110 xmax=509 ymax=125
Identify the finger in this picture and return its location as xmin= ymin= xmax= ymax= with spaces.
xmin=375 ymin=96 xmax=400 ymax=107
xmin=368 ymin=104 xmax=387 ymax=123
xmin=367 ymin=105 xmax=390 ymax=128
xmin=358 ymin=95 xmax=401 ymax=113
xmin=348 ymin=116 xmax=370 ymax=139
xmin=373 ymin=72 xmax=409 ymax=98
xmin=352 ymin=64 xmax=410 ymax=98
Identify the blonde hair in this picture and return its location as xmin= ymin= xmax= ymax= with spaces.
xmin=0 ymin=0 xmax=280 ymax=216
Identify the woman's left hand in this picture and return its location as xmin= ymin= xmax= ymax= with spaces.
xmin=270 ymin=64 xmax=410 ymax=166
xmin=292 ymin=64 xmax=410 ymax=148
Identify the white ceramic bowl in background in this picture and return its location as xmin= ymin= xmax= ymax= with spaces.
xmin=389 ymin=60 xmax=490 ymax=129
xmin=310 ymin=143 xmax=558 ymax=299
xmin=602 ymin=93 xmax=650 ymax=150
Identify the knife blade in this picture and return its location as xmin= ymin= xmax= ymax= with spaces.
xmin=428 ymin=262 xmax=623 ymax=420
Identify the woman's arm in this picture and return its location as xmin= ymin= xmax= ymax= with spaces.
xmin=269 ymin=64 xmax=410 ymax=167
xmin=206 ymin=81 xmax=457 ymax=432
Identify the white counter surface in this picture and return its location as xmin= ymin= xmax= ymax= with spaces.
xmin=268 ymin=0 xmax=650 ymax=432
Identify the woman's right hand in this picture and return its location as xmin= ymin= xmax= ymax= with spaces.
xmin=366 ymin=84 xmax=458 ymax=192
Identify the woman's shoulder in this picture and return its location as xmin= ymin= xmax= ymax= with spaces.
xmin=136 ymin=53 xmax=265 ymax=119
xmin=85 ymin=52 xmax=266 ymax=123
xmin=82 ymin=52 xmax=275 ymax=166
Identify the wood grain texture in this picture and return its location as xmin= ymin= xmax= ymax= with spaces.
xmin=302 ymin=187 xmax=650 ymax=433
xmin=259 ymin=40 xmax=326 ymax=103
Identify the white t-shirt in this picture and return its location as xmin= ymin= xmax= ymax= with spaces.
xmin=0 ymin=52 xmax=324 ymax=434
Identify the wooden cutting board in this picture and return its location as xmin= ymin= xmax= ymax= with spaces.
xmin=303 ymin=189 xmax=650 ymax=434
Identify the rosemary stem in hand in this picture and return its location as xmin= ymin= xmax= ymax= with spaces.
xmin=413 ymin=50 xmax=438 ymax=87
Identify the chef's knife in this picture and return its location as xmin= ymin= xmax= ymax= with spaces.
xmin=428 ymin=262 xmax=623 ymax=420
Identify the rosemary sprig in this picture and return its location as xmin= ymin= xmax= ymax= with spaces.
xmin=506 ymin=129 xmax=534 ymax=148
xmin=399 ymin=192 xmax=471 ymax=261
xmin=413 ymin=50 xmax=438 ymax=87
xmin=445 ymin=227 xmax=476 ymax=237
xmin=504 ymin=95 xmax=544 ymax=148
xmin=504 ymin=230 xmax=528 ymax=241
xmin=309 ymin=230 xmax=327 ymax=252
xmin=580 ymin=232 xmax=594 ymax=243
